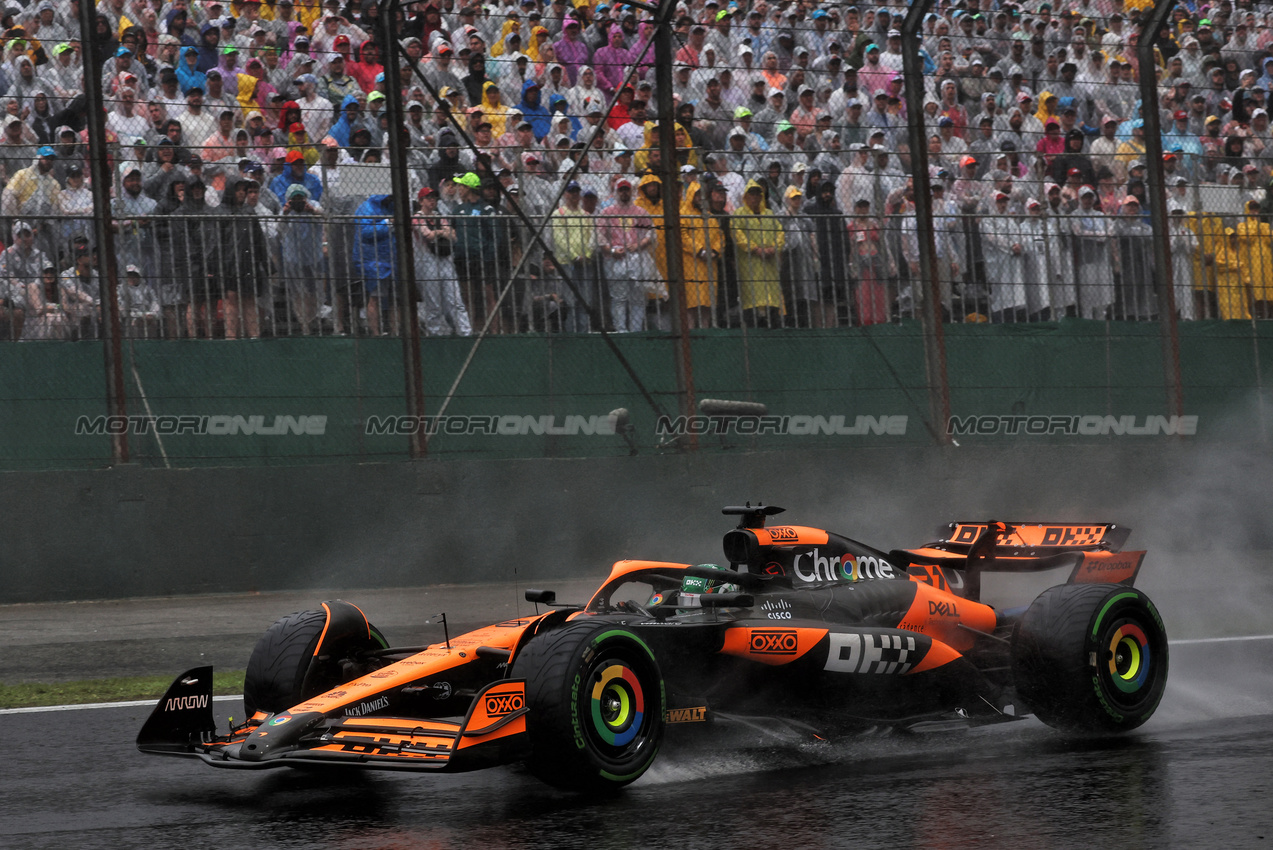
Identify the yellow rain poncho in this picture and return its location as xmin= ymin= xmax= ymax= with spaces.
xmin=731 ymin=180 xmax=786 ymax=312
xmin=678 ymin=181 xmax=723 ymax=309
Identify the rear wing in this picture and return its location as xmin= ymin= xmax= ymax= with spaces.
xmin=936 ymin=522 xmax=1131 ymax=554
xmin=896 ymin=521 xmax=1145 ymax=601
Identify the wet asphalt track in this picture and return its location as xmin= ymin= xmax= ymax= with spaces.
xmin=2 ymin=646 xmax=1270 ymax=847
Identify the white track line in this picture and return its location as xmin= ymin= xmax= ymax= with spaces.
xmin=0 ymin=694 xmax=241 ymax=715
xmin=1170 ymin=634 xmax=1273 ymax=645
xmin=6 ymin=632 xmax=1273 ymax=717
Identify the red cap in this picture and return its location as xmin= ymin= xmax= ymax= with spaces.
xmin=1173 ymin=110 xmax=1187 ymax=120
xmin=334 ymin=34 xmax=350 ymax=47
xmin=1067 ymin=167 xmax=1081 ymax=176
xmin=286 ymin=149 xmax=305 ymax=163
xmin=417 ymin=186 xmax=436 ymax=200
xmin=289 ymin=122 xmax=305 ymax=133
xmin=616 ymin=178 xmax=632 ymax=189
xmin=960 ymin=155 xmax=977 ymax=167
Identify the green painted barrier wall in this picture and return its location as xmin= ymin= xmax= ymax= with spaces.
xmin=2 ymin=320 xmax=1269 ymax=470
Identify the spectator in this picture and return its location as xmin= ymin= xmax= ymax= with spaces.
xmin=804 ymin=179 xmax=847 ymax=327
xmin=1070 ymin=185 xmax=1113 ymax=320
xmin=597 ymin=177 xmax=655 ymax=332
xmin=1111 ymin=195 xmax=1156 ymax=320
xmin=59 ymin=246 xmax=100 ymax=340
xmin=413 ymin=185 xmax=471 ymax=337
xmin=551 ymin=180 xmax=598 ymax=333
xmin=678 ymin=180 xmax=721 ymax=329
xmin=732 ymin=179 xmax=786 ymax=327
xmin=274 ymin=183 xmax=326 ymax=334
xmin=451 ymin=171 xmax=507 ymax=333
xmin=0 ymin=221 xmax=48 ymax=339
xmin=846 ymin=198 xmax=891 ymax=326
xmin=120 ymin=263 xmax=162 ymax=337
xmin=1209 ymin=226 xmax=1252 ymax=320
xmin=2 ymin=147 xmax=62 ymax=261
xmin=270 ymin=149 xmax=323 ymax=204
xmin=113 ymin=161 xmax=157 ymax=287
xmin=1169 ymin=207 xmax=1199 ymax=321
xmin=218 ymin=178 xmax=271 ymax=338
xmin=780 ymin=184 xmax=819 ymax=327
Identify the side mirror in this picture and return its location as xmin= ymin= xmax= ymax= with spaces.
xmin=525 ymin=589 xmax=556 ymax=605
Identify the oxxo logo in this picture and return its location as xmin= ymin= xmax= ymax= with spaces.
xmin=484 ymin=690 xmax=525 ymax=716
xmin=769 ymin=526 xmax=799 ymax=542
xmin=750 ymin=630 xmax=799 ymax=654
xmin=929 ymin=600 xmax=959 ymax=617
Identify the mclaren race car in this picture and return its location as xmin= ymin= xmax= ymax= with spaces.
xmin=138 ymin=506 xmax=1169 ymax=791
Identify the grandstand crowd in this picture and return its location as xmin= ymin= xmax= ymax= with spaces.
xmin=1 ymin=0 xmax=1272 ymax=339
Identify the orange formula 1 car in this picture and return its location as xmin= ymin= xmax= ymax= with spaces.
xmin=138 ymin=506 xmax=1168 ymax=791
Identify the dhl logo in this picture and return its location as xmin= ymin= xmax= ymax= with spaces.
xmin=750 ymin=630 xmax=799 ymax=654
xmin=950 ymin=524 xmax=1109 ymax=548
xmin=484 ymin=691 xmax=525 ymax=716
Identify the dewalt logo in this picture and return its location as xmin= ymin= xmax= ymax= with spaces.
xmin=665 ymin=706 xmax=707 ymax=724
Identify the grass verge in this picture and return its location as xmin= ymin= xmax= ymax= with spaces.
xmin=0 ymin=670 xmax=246 ymax=709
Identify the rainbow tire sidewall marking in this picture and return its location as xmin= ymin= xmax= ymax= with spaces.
xmin=1091 ymin=590 xmax=1167 ymax=716
xmin=590 ymin=663 xmax=645 ymax=746
xmin=1107 ymin=623 xmax=1150 ymax=694
xmin=573 ymin=629 xmax=665 ymax=783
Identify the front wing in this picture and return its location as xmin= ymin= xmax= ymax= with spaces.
xmin=138 ymin=666 xmax=530 ymax=773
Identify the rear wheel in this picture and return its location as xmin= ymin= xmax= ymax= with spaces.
xmin=1011 ymin=584 xmax=1168 ymax=733
xmin=511 ymin=624 xmax=665 ymax=792
xmin=243 ymin=604 xmax=388 ymax=718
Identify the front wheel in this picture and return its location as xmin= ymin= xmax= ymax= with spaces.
xmin=511 ymin=624 xmax=665 ymax=792
xmin=243 ymin=601 xmax=388 ymax=718
xmin=1011 ymin=584 xmax=1168 ymax=733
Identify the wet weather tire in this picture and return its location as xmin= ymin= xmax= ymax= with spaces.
xmin=243 ymin=608 xmax=387 ymax=718
xmin=512 ymin=624 xmax=665 ymax=792
xmin=1011 ymin=584 xmax=1168 ymax=733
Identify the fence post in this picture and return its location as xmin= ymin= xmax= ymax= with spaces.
xmin=78 ymin=0 xmax=128 ymax=464
xmin=654 ymin=0 xmax=697 ymax=447
xmin=382 ymin=0 xmax=427 ymax=458
xmin=1139 ymin=0 xmax=1185 ymax=420
xmin=901 ymin=0 xmax=952 ymax=445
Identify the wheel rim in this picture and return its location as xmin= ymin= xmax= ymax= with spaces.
xmin=577 ymin=638 xmax=661 ymax=773
xmin=590 ymin=663 xmax=644 ymax=746
xmin=1097 ymin=612 xmax=1160 ymax=708
xmin=1107 ymin=623 xmax=1149 ymax=693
